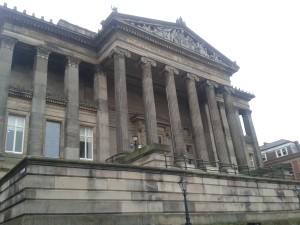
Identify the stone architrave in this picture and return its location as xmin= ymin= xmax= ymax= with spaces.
xmin=204 ymin=80 xmax=231 ymax=168
xmin=27 ymin=47 xmax=51 ymax=156
xmin=138 ymin=56 xmax=158 ymax=145
xmin=64 ymin=56 xmax=81 ymax=160
xmin=109 ymin=47 xmax=131 ymax=154
xmin=185 ymin=73 xmax=209 ymax=165
xmin=163 ymin=66 xmax=185 ymax=158
xmin=0 ymin=36 xmax=17 ymax=153
xmin=222 ymin=86 xmax=249 ymax=169
xmin=242 ymin=109 xmax=263 ymax=168
xmin=94 ymin=67 xmax=110 ymax=161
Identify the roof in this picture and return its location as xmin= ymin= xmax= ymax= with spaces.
xmin=260 ymin=139 xmax=292 ymax=151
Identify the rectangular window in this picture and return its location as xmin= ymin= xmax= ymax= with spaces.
xmin=5 ymin=115 xmax=25 ymax=153
xmin=275 ymin=148 xmax=288 ymax=158
xmin=44 ymin=121 xmax=61 ymax=158
xmin=261 ymin=153 xmax=267 ymax=162
xmin=80 ymin=126 xmax=93 ymax=160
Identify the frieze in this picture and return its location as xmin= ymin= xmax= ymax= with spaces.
xmin=137 ymin=24 xmax=224 ymax=63
xmin=8 ymin=84 xmax=33 ymax=99
xmin=46 ymin=92 xmax=67 ymax=105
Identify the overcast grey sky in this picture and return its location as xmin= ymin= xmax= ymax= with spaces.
xmin=1 ymin=0 xmax=299 ymax=145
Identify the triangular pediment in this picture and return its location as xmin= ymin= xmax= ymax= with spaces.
xmin=100 ymin=12 xmax=239 ymax=72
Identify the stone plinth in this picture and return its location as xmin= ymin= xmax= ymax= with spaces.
xmin=1 ymin=158 xmax=300 ymax=225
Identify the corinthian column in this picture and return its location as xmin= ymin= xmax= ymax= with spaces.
xmin=27 ymin=47 xmax=51 ymax=156
xmin=64 ymin=56 xmax=80 ymax=160
xmin=110 ymin=47 xmax=131 ymax=153
xmin=163 ymin=66 xmax=185 ymax=158
xmin=185 ymin=73 xmax=209 ymax=165
xmin=222 ymin=86 xmax=249 ymax=169
xmin=138 ymin=57 xmax=158 ymax=145
xmin=242 ymin=109 xmax=263 ymax=168
xmin=0 ymin=36 xmax=17 ymax=153
xmin=94 ymin=67 xmax=110 ymax=161
xmin=204 ymin=81 xmax=230 ymax=168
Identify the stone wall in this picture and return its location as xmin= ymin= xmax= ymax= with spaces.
xmin=0 ymin=157 xmax=300 ymax=225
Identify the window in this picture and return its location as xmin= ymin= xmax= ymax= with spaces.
xmin=158 ymin=135 xmax=163 ymax=144
xmin=80 ymin=127 xmax=93 ymax=160
xmin=249 ymin=153 xmax=255 ymax=168
xmin=44 ymin=121 xmax=61 ymax=158
xmin=261 ymin=153 xmax=267 ymax=162
xmin=5 ymin=115 xmax=25 ymax=153
xmin=275 ymin=148 xmax=288 ymax=158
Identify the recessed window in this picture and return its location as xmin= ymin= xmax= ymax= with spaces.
xmin=44 ymin=121 xmax=60 ymax=158
xmin=275 ymin=148 xmax=288 ymax=158
xmin=5 ymin=115 xmax=25 ymax=153
xmin=186 ymin=145 xmax=193 ymax=154
xmin=158 ymin=135 xmax=163 ymax=144
xmin=261 ymin=153 xmax=267 ymax=162
xmin=80 ymin=126 xmax=93 ymax=160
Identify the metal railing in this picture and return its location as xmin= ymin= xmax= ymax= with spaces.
xmin=105 ymin=152 xmax=294 ymax=180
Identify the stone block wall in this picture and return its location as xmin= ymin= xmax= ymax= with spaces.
xmin=1 ymin=158 xmax=300 ymax=225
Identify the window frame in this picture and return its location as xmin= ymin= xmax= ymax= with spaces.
xmin=79 ymin=126 xmax=93 ymax=160
xmin=5 ymin=114 xmax=25 ymax=154
xmin=275 ymin=147 xmax=288 ymax=158
xmin=261 ymin=153 xmax=267 ymax=162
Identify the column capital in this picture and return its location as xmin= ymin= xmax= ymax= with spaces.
xmin=202 ymin=80 xmax=218 ymax=89
xmin=220 ymin=85 xmax=235 ymax=94
xmin=137 ymin=56 xmax=156 ymax=68
xmin=36 ymin=46 xmax=51 ymax=60
xmin=67 ymin=56 xmax=81 ymax=68
xmin=184 ymin=73 xmax=200 ymax=82
xmin=0 ymin=36 xmax=17 ymax=50
xmin=109 ymin=47 xmax=131 ymax=58
xmin=163 ymin=65 xmax=179 ymax=76
xmin=94 ymin=65 xmax=107 ymax=77
xmin=240 ymin=108 xmax=252 ymax=115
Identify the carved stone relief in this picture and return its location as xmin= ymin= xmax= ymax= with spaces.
xmin=136 ymin=24 xmax=224 ymax=64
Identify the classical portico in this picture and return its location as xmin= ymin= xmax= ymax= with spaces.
xmin=0 ymin=5 xmax=263 ymax=175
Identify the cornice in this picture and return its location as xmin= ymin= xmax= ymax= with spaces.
xmin=232 ymin=87 xmax=255 ymax=102
xmin=0 ymin=5 xmax=95 ymax=49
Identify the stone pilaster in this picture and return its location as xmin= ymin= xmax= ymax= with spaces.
xmin=94 ymin=67 xmax=110 ymax=161
xmin=110 ymin=47 xmax=131 ymax=153
xmin=219 ymin=102 xmax=237 ymax=165
xmin=64 ymin=56 xmax=80 ymax=160
xmin=163 ymin=66 xmax=185 ymax=158
xmin=185 ymin=73 xmax=209 ymax=165
xmin=138 ymin=57 xmax=158 ymax=145
xmin=204 ymin=81 xmax=231 ymax=168
xmin=27 ymin=47 xmax=51 ymax=156
xmin=0 ymin=36 xmax=17 ymax=153
xmin=242 ymin=109 xmax=263 ymax=168
xmin=222 ymin=86 xmax=249 ymax=169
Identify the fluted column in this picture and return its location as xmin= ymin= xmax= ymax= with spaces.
xmin=0 ymin=36 xmax=17 ymax=153
xmin=64 ymin=56 xmax=80 ymax=160
xmin=204 ymin=81 xmax=230 ymax=167
xmin=242 ymin=109 xmax=263 ymax=168
xmin=110 ymin=48 xmax=131 ymax=153
xmin=163 ymin=66 xmax=185 ymax=158
xmin=27 ymin=47 xmax=51 ymax=156
xmin=222 ymin=86 xmax=249 ymax=168
xmin=185 ymin=73 xmax=209 ymax=164
xmin=94 ymin=67 xmax=110 ymax=161
xmin=139 ymin=57 xmax=158 ymax=145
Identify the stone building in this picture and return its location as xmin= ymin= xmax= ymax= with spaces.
xmin=1 ymin=4 xmax=299 ymax=225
